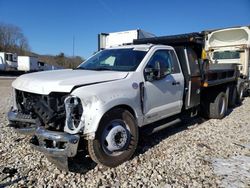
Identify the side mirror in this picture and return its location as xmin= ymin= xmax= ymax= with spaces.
xmin=144 ymin=67 xmax=155 ymax=81
xmin=155 ymin=61 xmax=161 ymax=80
xmin=144 ymin=61 xmax=162 ymax=81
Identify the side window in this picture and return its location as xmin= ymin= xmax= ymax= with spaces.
xmin=169 ymin=50 xmax=180 ymax=73
xmin=146 ymin=50 xmax=180 ymax=75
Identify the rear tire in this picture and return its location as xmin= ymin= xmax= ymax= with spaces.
xmin=228 ymin=86 xmax=237 ymax=107
xmin=88 ymin=108 xmax=138 ymax=167
xmin=209 ymin=92 xmax=228 ymax=119
xmin=236 ymin=84 xmax=244 ymax=104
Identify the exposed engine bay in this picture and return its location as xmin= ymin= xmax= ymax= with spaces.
xmin=14 ymin=90 xmax=83 ymax=132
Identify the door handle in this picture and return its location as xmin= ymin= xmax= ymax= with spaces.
xmin=172 ymin=81 xmax=180 ymax=85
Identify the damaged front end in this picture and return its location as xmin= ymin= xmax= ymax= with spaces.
xmin=8 ymin=90 xmax=69 ymax=133
xmin=30 ymin=127 xmax=80 ymax=170
xmin=8 ymin=89 xmax=84 ymax=170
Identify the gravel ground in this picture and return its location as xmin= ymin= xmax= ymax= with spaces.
xmin=1 ymin=78 xmax=250 ymax=187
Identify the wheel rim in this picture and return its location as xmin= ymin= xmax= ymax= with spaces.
xmin=219 ymin=96 xmax=226 ymax=116
xmin=101 ymin=119 xmax=131 ymax=156
xmin=240 ymin=87 xmax=244 ymax=100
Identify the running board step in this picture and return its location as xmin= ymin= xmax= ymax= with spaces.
xmin=141 ymin=117 xmax=181 ymax=135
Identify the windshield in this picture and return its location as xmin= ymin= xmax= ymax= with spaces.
xmin=78 ymin=48 xmax=147 ymax=71
xmin=213 ymin=51 xmax=240 ymax=60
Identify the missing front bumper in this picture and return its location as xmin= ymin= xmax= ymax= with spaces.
xmin=8 ymin=107 xmax=38 ymax=135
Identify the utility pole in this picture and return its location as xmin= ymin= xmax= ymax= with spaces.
xmin=73 ymin=35 xmax=75 ymax=57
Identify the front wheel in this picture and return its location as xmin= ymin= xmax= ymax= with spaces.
xmin=88 ymin=108 xmax=138 ymax=167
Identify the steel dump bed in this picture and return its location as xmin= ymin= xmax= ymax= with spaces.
xmin=134 ymin=33 xmax=238 ymax=88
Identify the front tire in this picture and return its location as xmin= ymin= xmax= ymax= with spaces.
xmin=88 ymin=108 xmax=138 ymax=167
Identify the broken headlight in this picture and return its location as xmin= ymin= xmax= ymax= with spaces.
xmin=64 ymin=95 xmax=84 ymax=134
xmin=12 ymin=88 xmax=17 ymax=110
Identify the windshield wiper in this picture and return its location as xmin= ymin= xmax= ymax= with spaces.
xmin=75 ymin=67 xmax=113 ymax=71
xmin=92 ymin=67 xmax=113 ymax=71
xmin=75 ymin=67 xmax=87 ymax=70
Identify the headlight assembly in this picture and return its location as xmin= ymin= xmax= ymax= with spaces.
xmin=64 ymin=95 xmax=84 ymax=134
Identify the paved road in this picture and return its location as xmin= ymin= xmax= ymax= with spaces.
xmin=0 ymin=78 xmax=15 ymax=87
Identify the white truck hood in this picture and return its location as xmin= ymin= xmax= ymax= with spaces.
xmin=206 ymin=27 xmax=250 ymax=50
xmin=12 ymin=69 xmax=129 ymax=95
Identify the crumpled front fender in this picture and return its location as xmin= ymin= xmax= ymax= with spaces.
xmin=70 ymin=78 xmax=143 ymax=140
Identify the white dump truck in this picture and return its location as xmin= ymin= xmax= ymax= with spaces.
xmin=8 ymin=33 xmax=242 ymax=170
xmin=17 ymin=56 xmax=39 ymax=72
xmin=205 ymin=26 xmax=250 ymax=95
xmin=98 ymin=29 xmax=155 ymax=50
xmin=0 ymin=52 xmax=18 ymax=71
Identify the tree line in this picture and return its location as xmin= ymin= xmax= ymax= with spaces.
xmin=0 ymin=22 xmax=84 ymax=68
xmin=39 ymin=53 xmax=84 ymax=69
xmin=0 ymin=22 xmax=29 ymax=55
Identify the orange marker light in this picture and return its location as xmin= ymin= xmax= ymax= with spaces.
xmin=203 ymin=82 xmax=208 ymax=87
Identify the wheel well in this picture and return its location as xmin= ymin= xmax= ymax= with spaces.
xmin=97 ymin=105 xmax=137 ymax=135
xmin=108 ymin=105 xmax=136 ymax=118
xmin=202 ymin=83 xmax=233 ymax=98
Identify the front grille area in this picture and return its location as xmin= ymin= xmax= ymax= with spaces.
xmin=15 ymin=89 xmax=68 ymax=131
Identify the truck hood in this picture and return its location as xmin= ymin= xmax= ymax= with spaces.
xmin=12 ymin=69 xmax=129 ymax=95
xmin=206 ymin=27 xmax=250 ymax=49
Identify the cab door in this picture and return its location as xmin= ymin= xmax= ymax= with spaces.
xmin=143 ymin=49 xmax=184 ymax=124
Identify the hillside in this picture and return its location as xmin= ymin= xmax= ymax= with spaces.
xmin=38 ymin=53 xmax=84 ymax=69
xmin=0 ymin=22 xmax=84 ymax=69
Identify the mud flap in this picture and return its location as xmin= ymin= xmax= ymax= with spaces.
xmin=47 ymin=156 xmax=69 ymax=171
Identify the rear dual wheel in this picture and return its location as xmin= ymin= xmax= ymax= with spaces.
xmin=236 ymin=84 xmax=244 ymax=104
xmin=228 ymin=86 xmax=237 ymax=107
xmin=88 ymin=108 xmax=138 ymax=167
xmin=225 ymin=84 xmax=244 ymax=107
xmin=209 ymin=92 xmax=228 ymax=119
